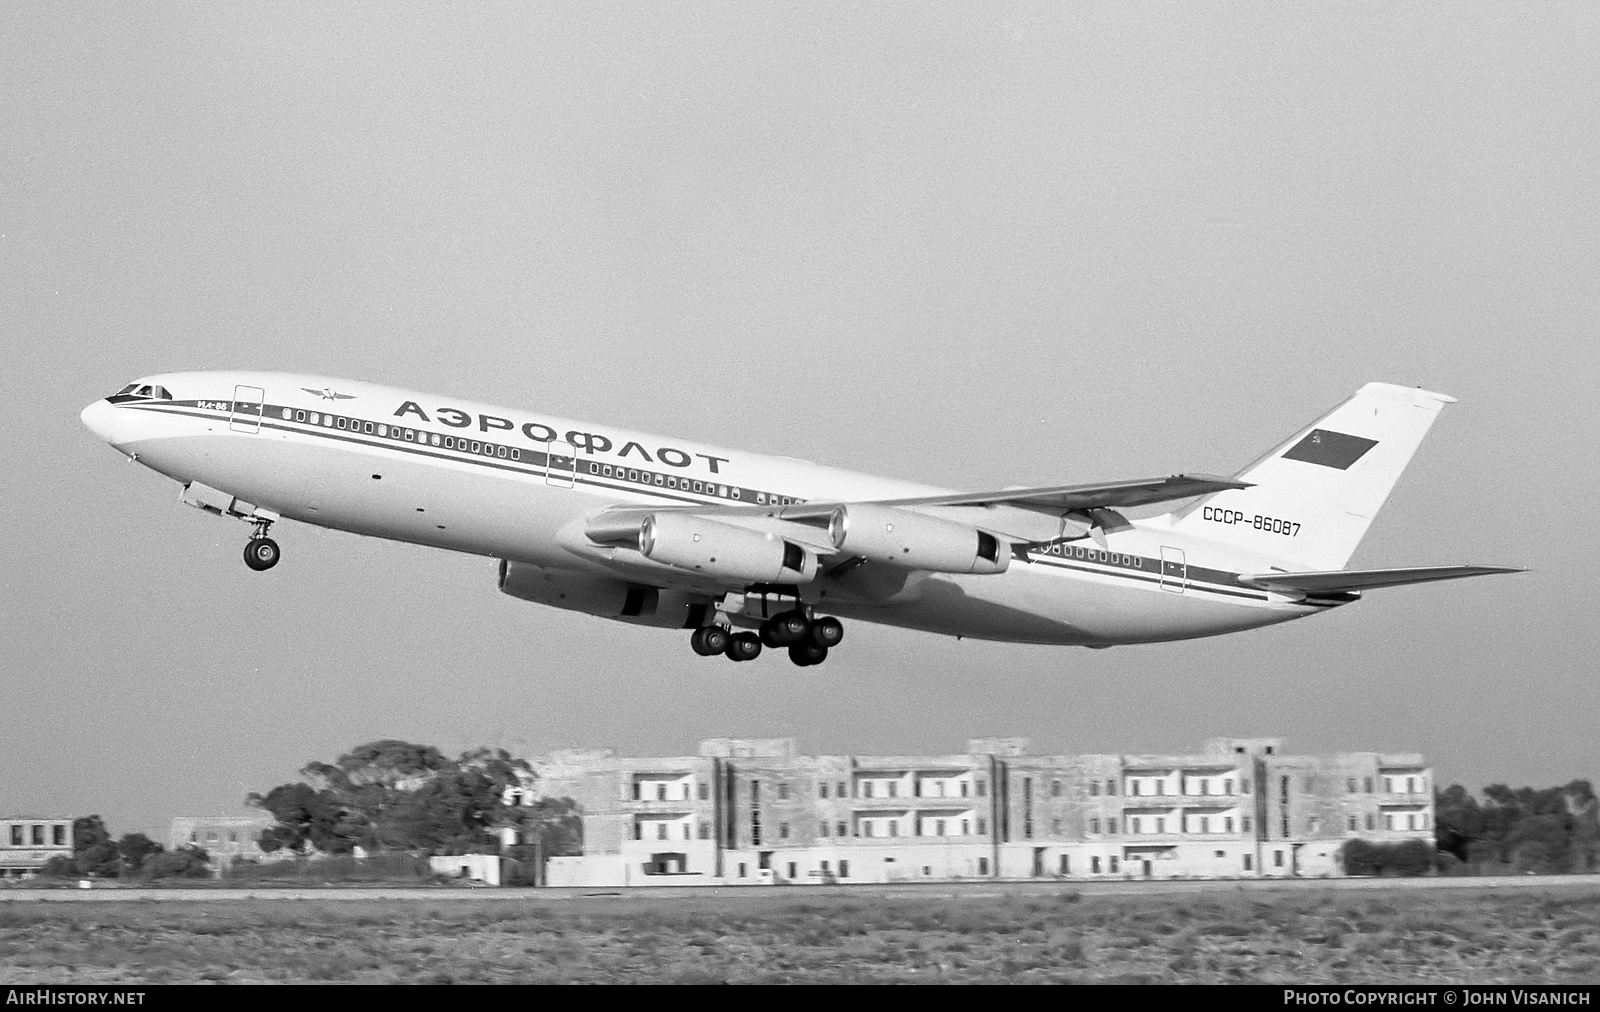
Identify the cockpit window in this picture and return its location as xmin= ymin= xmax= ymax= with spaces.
xmin=111 ymin=383 xmax=173 ymax=400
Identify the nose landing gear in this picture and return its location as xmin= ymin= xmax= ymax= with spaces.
xmin=242 ymin=519 xmax=280 ymax=572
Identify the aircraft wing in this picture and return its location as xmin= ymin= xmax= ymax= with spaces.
xmin=861 ymin=473 xmax=1252 ymax=514
xmin=1237 ymin=565 xmax=1524 ymax=595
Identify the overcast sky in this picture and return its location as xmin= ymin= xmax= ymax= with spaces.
xmin=2 ymin=3 xmax=1595 ymax=839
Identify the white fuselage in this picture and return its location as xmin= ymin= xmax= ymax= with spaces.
xmin=81 ymin=371 xmax=1332 ymax=647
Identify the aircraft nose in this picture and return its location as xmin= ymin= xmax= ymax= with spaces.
xmin=80 ymin=399 xmax=124 ymax=446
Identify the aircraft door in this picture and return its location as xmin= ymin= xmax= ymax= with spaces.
xmin=230 ymin=385 xmax=264 ymax=433
xmin=545 ymin=439 xmax=577 ymax=487
xmin=1160 ymin=546 xmax=1187 ymax=594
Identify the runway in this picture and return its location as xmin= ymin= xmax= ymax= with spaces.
xmin=3 ymin=873 xmax=1598 ymax=903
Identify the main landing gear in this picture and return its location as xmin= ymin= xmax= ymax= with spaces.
xmin=242 ymin=521 xmax=280 ymax=572
xmin=690 ymin=610 xmax=844 ymax=666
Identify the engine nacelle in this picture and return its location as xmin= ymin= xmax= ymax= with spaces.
xmin=829 ymin=503 xmax=1010 ymax=574
xmin=497 ymin=561 xmax=712 ymax=628
xmin=639 ymin=513 xmax=817 ymax=584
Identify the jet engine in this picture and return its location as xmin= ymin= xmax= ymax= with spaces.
xmin=828 ymin=503 xmax=1010 ymax=574
xmin=639 ymin=513 xmax=818 ymax=584
xmin=497 ymin=560 xmax=712 ymax=628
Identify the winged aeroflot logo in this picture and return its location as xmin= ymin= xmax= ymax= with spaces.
xmin=303 ymin=387 xmax=356 ymax=401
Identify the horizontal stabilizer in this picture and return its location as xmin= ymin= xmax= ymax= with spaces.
xmin=1237 ymin=565 xmax=1524 ymax=595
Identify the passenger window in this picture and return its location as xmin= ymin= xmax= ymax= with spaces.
xmin=336 ymin=417 xmax=346 ymax=429
xmin=604 ymin=465 xmax=613 ymax=476
xmin=693 ymin=481 xmax=703 ymax=493
xmin=756 ymin=493 xmax=766 ymax=504
xmin=471 ymin=441 xmax=481 ymax=453
xmin=497 ymin=446 xmax=506 ymax=457
xmin=363 ymin=422 xmax=374 ymax=434
xmin=654 ymin=474 xmax=663 ymax=485
xmin=431 ymin=434 xmax=440 ymax=446
xmin=590 ymin=462 xmax=599 ymax=473
xmin=628 ymin=469 xmax=637 ymax=481
xmin=404 ymin=429 xmax=414 ymax=441
xmin=510 ymin=448 xmax=519 ymax=460
xmin=732 ymin=488 xmax=741 ymax=499
xmin=309 ymin=412 xmax=319 ymax=425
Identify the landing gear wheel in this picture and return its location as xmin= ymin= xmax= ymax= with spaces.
xmin=725 ymin=632 xmax=763 ymax=662
xmin=809 ymin=616 xmax=844 ymax=648
xmin=788 ymin=642 xmax=828 ymax=667
xmin=243 ymin=537 xmax=280 ymax=571
xmin=764 ymin=611 xmax=810 ymax=646
xmin=691 ymin=626 xmax=730 ymax=657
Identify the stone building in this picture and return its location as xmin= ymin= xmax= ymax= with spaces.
xmin=0 ymin=816 xmax=74 ymax=879
xmin=510 ymin=736 xmax=1434 ymax=887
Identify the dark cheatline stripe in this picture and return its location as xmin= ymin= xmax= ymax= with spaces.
xmin=1282 ymin=428 xmax=1377 ymax=470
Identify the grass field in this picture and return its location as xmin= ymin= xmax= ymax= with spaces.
xmin=2 ymin=885 xmax=1599 ymax=984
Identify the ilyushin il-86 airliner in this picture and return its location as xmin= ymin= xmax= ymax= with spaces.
xmin=81 ymin=373 xmax=1518 ymax=666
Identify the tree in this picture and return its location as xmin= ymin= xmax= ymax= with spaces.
xmin=144 ymin=846 xmax=211 ymax=879
xmin=118 ymin=833 xmax=163 ymax=875
xmin=71 ymin=815 xmax=120 ymax=878
xmin=247 ymin=740 xmax=562 ymax=858
xmin=1434 ymin=780 xmax=1600 ymax=874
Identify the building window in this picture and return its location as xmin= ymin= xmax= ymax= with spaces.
xmin=819 ymin=822 xmax=828 ymax=837
xmin=787 ymin=862 xmax=797 ymax=879
xmin=1225 ymin=817 xmax=1234 ymax=833
xmin=978 ymin=857 xmax=990 ymax=875
xmin=1274 ymin=850 xmax=1284 ymax=868
xmin=887 ymin=781 xmax=897 ymax=799
xmin=976 ymin=818 xmax=987 ymax=835
xmin=1051 ymin=780 xmax=1062 ymax=798
xmin=1051 ymin=818 xmax=1062 ymax=835
xmin=960 ymin=781 xmax=969 ymax=798
xmin=778 ymin=783 xmax=789 ymax=800
xmin=1347 ymin=778 xmax=1357 ymax=794
xmin=1363 ymin=777 xmax=1373 ymax=794
xmin=1348 ymin=815 xmax=1358 ymax=832
xmin=1200 ymin=816 xmax=1210 ymax=834
xmin=1109 ymin=857 xmax=1119 ymax=873
xmin=976 ymin=780 xmax=987 ymax=797
xmin=52 ymin=825 xmax=65 ymax=846
xmin=657 ymin=783 xmax=667 ymax=801
xmin=1281 ymin=816 xmax=1290 ymax=837
xmin=1155 ymin=818 xmax=1165 ymax=834
xmin=839 ymin=860 xmax=849 ymax=879
xmin=1242 ymin=779 xmax=1252 ymax=795
xmin=1089 ymin=781 xmax=1100 ymax=796
xmin=1130 ymin=781 xmax=1140 ymax=797
xmin=837 ymin=822 xmax=847 ymax=837
xmin=657 ymin=824 xmax=668 ymax=841
xmin=738 ymin=863 xmax=747 ymax=878
xmin=1059 ymin=855 xmax=1070 ymax=875
xmin=1106 ymin=780 xmax=1116 ymax=795
xmin=863 ymin=782 xmax=873 ymax=799
xmin=1280 ymin=776 xmax=1290 ymax=804
xmin=1243 ymin=817 xmax=1252 ymax=833
xmin=1243 ymin=854 xmax=1253 ymax=871
xmin=780 ymin=822 xmax=790 ymax=839
xmin=1091 ymin=856 xmax=1101 ymax=874
xmin=1090 ymin=817 xmax=1100 ymax=834
xmin=889 ymin=820 xmax=898 ymax=838
xmin=819 ymin=783 xmax=828 ymax=799
xmin=632 ymin=782 xmax=641 ymax=801
xmin=699 ymin=783 xmax=709 ymax=801
xmin=699 ymin=822 xmax=710 ymax=839
xmin=31 ymin=826 xmax=43 ymax=846
xmin=1108 ymin=818 xmax=1117 ymax=835
xmin=633 ymin=824 xmax=642 ymax=841
xmin=1225 ymin=780 xmax=1235 ymax=796
xmin=1365 ymin=814 xmax=1375 ymax=831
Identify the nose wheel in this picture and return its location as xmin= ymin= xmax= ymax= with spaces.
xmin=243 ymin=536 xmax=280 ymax=571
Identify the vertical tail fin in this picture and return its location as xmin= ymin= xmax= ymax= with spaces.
xmin=1168 ymin=383 xmax=1456 ymax=571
